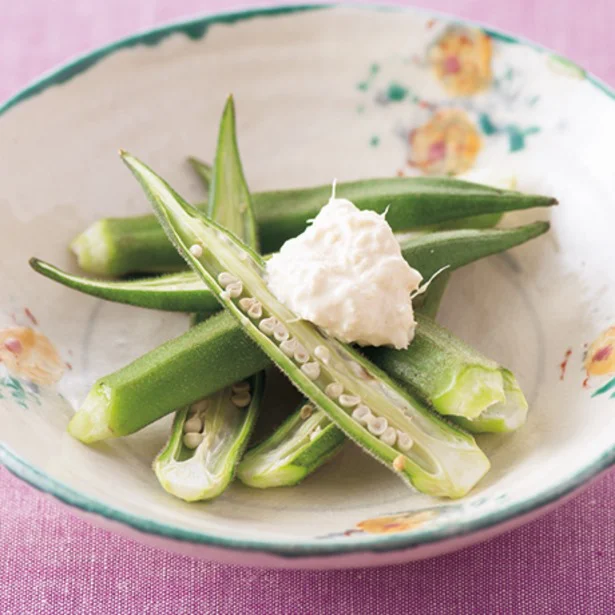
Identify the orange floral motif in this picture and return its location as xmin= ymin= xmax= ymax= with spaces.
xmin=429 ymin=26 xmax=493 ymax=96
xmin=409 ymin=109 xmax=481 ymax=175
xmin=585 ymin=327 xmax=615 ymax=377
xmin=356 ymin=510 xmax=436 ymax=535
xmin=0 ymin=326 xmax=64 ymax=385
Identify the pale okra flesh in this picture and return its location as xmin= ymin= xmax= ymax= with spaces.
xmin=71 ymin=178 xmax=556 ymax=276
xmin=153 ymin=96 xmax=265 ymax=502
xmin=32 ymin=222 xmax=550 ymax=313
xmin=237 ymin=401 xmax=346 ymax=488
xmin=122 ymin=151 xmax=491 ymax=498
xmin=154 ymin=374 xmax=264 ymax=501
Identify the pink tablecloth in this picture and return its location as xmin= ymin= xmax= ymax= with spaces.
xmin=1 ymin=1 xmax=614 ymax=613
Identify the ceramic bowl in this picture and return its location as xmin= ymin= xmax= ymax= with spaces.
xmin=1 ymin=5 xmax=614 ymax=569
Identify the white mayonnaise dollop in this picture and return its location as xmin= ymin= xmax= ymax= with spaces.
xmin=266 ymin=197 xmax=423 ymax=349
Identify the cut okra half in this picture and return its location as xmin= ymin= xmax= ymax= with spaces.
xmin=32 ymin=222 xmax=550 ymax=313
xmin=122 ymin=151 xmax=490 ymax=498
xmin=236 ymin=278 xmax=451 ymax=491
xmin=154 ymin=95 xmax=264 ymax=502
xmin=366 ymin=313 xmax=506 ymax=421
xmin=237 ymin=400 xmax=346 ymax=488
xmin=454 ymin=369 xmax=528 ymax=434
xmin=155 ymin=373 xmax=264 ymax=501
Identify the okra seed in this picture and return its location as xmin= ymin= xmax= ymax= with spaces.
xmin=273 ymin=323 xmax=289 ymax=343
xmin=301 ymin=361 xmax=321 ymax=380
xmin=189 ymin=244 xmax=203 ymax=258
xmin=314 ymin=345 xmax=331 ymax=364
xmin=247 ymin=302 xmax=263 ymax=319
xmin=380 ymin=426 xmax=397 ymax=447
xmin=393 ymin=455 xmax=406 ymax=472
xmin=258 ymin=317 xmax=278 ymax=336
xmin=232 ymin=381 xmax=251 ymax=394
xmin=226 ymin=281 xmax=243 ymax=298
xmin=293 ymin=343 xmax=310 ymax=364
xmin=309 ymin=426 xmax=322 ymax=441
xmin=367 ymin=416 xmax=388 ymax=436
xmin=397 ymin=432 xmax=414 ymax=452
xmin=280 ymin=338 xmax=297 ymax=357
xmin=338 ymin=394 xmax=361 ymax=408
xmin=231 ymin=392 xmax=252 ymax=408
xmin=325 ymin=382 xmax=344 ymax=398
xmin=218 ymin=272 xmax=239 ymax=288
xmin=183 ymin=432 xmax=204 ymax=450
xmin=300 ymin=404 xmax=314 ymax=419
xmin=239 ymin=297 xmax=255 ymax=311
xmin=191 ymin=399 xmax=210 ymax=414
xmin=349 ymin=361 xmax=370 ymax=380
xmin=184 ymin=416 xmax=203 ymax=434
xmin=351 ymin=404 xmax=372 ymax=425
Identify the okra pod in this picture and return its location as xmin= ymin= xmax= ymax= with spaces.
xmin=32 ymin=222 xmax=549 ymax=313
xmin=454 ymin=370 xmax=528 ymax=433
xmin=154 ymin=374 xmax=264 ymax=501
xmin=122 ymin=151 xmax=490 ymax=498
xmin=71 ymin=180 xmax=556 ymax=276
xmin=153 ymin=97 xmax=265 ymax=501
xmin=187 ymin=157 xmax=212 ymax=193
xmin=237 ymin=401 xmax=346 ymax=488
xmin=68 ymin=310 xmax=269 ymax=443
xmin=236 ymin=276 xmax=453 ymax=489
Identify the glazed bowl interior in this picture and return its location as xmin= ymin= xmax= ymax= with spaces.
xmin=1 ymin=5 xmax=614 ymax=563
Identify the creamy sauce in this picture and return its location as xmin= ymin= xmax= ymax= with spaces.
xmin=266 ymin=198 xmax=422 ymax=349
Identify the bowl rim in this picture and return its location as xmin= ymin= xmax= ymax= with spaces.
xmin=1 ymin=2 xmax=614 ymax=559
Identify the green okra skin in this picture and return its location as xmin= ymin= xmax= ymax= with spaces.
xmin=154 ymin=373 xmax=265 ymax=502
xmin=188 ymin=157 xmax=213 ymax=194
xmin=122 ymin=150 xmax=490 ymax=498
xmin=153 ymin=96 xmax=264 ymax=502
xmin=70 ymin=177 xmax=556 ymax=276
xmin=365 ymin=313 xmax=506 ymax=420
xmin=237 ymin=401 xmax=346 ymax=488
xmin=29 ymin=260 xmax=222 ymax=313
xmin=70 ymin=215 xmax=187 ymax=276
xmin=38 ymin=222 xmax=549 ymax=313
xmin=68 ymin=311 xmax=270 ymax=443
xmin=254 ymin=177 xmax=555 ymax=255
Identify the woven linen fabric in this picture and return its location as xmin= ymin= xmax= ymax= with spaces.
xmin=1 ymin=1 xmax=614 ymax=613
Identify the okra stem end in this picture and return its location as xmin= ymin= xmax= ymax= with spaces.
xmin=69 ymin=220 xmax=116 ymax=277
xmin=68 ymin=386 xmax=114 ymax=443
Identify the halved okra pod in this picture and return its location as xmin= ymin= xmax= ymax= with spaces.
xmin=120 ymin=151 xmax=491 ymax=498
xmin=236 ymin=295 xmax=527 ymax=488
xmin=237 ymin=400 xmax=346 ymax=488
xmin=71 ymin=177 xmax=556 ymax=276
xmin=31 ymin=222 xmax=549 ymax=313
xmin=154 ymin=96 xmax=265 ymax=501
